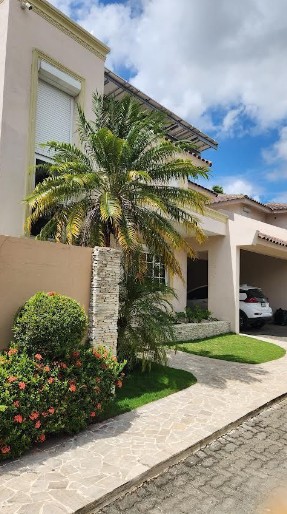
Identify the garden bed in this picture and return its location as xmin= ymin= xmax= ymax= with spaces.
xmin=173 ymin=320 xmax=231 ymax=342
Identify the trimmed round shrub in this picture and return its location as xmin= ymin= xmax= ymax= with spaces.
xmin=13 ymin=292 xmax=88 ymax=359
xmin=0 ymin=344 xmax=125 ymax=461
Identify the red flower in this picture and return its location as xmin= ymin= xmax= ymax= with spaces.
xmin=43 ymin=366 xmax=50 ymax=372
xmin=47 ymin=291 xmax=56 ymax=296
xmin=35 ymin=420 xmax=41 ymax=429
xmin=1 ymin=445 xmax=10 ymax=454
xmin=75 ymin=360 xmax=82 ymax=368
xmin=69 ymin=384 xmax=76 ymax=392
xmin=18 ymin=382 xmax=26 ymax=390
xmin=48 ymin=407 xmax=55 ymax=415
xmin=95 ymin=377 xmax=101 ymax=384
xmin=59 ymin=362 xmax=67 ymax=369
xmin=93 ymin=351 xmax=101 ymax=358
xmin=34 ymin=354 xmax=43 ymax=361
xmin=38 ymin=434 xmax=46 ymax=443
xmin=8 ymin=348 xmax=18 ymax=356
xmin=13 ymin=400 xmax=20 ymax=407
xmin=29 ymin=411 xmax=39 ymax=420
xmin=41 ymin=411 xmax=48 ymax=417
xmin=47 ymin=377 xmax=54 ymax=384
xmin=96 ymin=403 xmax=102 ymax=410
xmin=14 ymin=414 xmax=23 ymax=423
xmin=90 ymin=411 xmax=96 ymax=417
xmin=112 ymin=356 xmax=117 ymax=362
xmin=116 ymin=380 xmax=123 ymax=389
xmin=72 ymin=351 xmax=80 ymax=358
xmin=7 ymin=376 xmax=17 ymax=383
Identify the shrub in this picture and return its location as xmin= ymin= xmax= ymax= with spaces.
xmin=185 ymin=306 xmax=211 ymax=323
xmin=0 ymin=344 xmax=125 ymax=461
xmin=13 ymin=292 xmax=88 ymax=359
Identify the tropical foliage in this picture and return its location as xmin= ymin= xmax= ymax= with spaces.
xmin=26 ymin=94 xmax=210 ymax=276
xmin=117 ymin=265 xmax=176 ymax=370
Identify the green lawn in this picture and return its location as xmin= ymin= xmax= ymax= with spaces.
xmin=171 ymin=334 xmax=285 ymax=364
xmin=100 ymin=362 xmax=197 ymax=420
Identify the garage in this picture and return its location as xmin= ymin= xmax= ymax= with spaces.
xmin=240 ymin=249 xmax=287 ymax=336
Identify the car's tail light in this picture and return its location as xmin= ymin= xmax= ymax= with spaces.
xmin=244 ymin=297 xmax=258 ymax=303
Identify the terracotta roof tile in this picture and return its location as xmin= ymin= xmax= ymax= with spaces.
xmin=258 ymin=232 xmax=287 ymax=248
xmin=265 ymin=202 xmax=287 ymax=211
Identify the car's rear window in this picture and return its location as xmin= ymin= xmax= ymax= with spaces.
xmin=246 ymin=288 xmax=266 ymax=301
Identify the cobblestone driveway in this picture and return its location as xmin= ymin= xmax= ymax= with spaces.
xmin=98 ymin=398 xmax=287 ymax=514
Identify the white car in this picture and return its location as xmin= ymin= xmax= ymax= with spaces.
xmin=187 ymin=284 xmax=273 ymax=329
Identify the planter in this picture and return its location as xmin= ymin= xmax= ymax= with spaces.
xmin=173 ymin=321 xmax=231 ymax=342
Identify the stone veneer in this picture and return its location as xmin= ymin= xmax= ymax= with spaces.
xmin=173 ymin=320 xmax=231 ymax=342
xmin=89 ymin=247 xmax=121 ymax=353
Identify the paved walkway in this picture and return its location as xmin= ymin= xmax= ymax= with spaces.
xmin=98 ymin=397 xmax=287 ymax=514
xmin=1 ymin=336 xmax=287 ymax=513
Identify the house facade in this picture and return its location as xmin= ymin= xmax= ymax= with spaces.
xmin=1 ymin=0 xmax=287 ymax=334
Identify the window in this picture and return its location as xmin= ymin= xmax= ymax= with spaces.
xmin=144 ymin=253 xmax=166 ymax=284
xmin=35 ymin=80 xmax=74 ymax=161
xmin=31 ymin=61 xmax=82 ymax=236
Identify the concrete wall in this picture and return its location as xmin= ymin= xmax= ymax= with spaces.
xmin=0 ymin=0 xmax=108 ymax=237
xmin=241 ymin=250 xmax=287 ymax=312
xmin=0 ymin=235 xmax=93 ymax=348
xmin=0 ymin=0 xmax=9 ymax=144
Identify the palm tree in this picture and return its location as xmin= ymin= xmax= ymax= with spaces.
xmin=26 ymin=94 xmax=210 ymax=277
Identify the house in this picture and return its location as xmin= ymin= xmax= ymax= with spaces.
xmin=1 ymin=0 xmax=287 ymax=334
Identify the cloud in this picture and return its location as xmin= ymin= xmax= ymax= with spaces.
xmin=212 ymin=177 xmax=262 ymax=201
xmin=50 ymin=0 xmax=287 ymax=134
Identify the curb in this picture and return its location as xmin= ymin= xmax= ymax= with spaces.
xmin=78 ymin=391 xmax=287 ymax=514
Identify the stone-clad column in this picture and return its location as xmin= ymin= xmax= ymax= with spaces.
xmin=89 ymin=247 xmax=121 ymax=354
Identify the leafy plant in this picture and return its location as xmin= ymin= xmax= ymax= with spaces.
xmin=185 ymin=305 xmax=211 ymax=323
xmin=13 ymin=292 xmax=87 ymax=359
xmin=0 ymin=344 xmax=124 ymax=461
xmin=25 ymin=94 xmax=210 ymax=277
xmin=118 ymin=268 xmax=176 ymax=371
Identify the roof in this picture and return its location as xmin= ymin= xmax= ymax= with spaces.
xmin=258 ymin=232 xmax=287 ymax=248
xmin=188 ymin=180 xmax=218 ymax=196
xmin=104 ymin=69 xmax=218 ymax=154
xmin=210 ymin=194 xmax=287 ymax=214
xmin=265 ymin=203 xmax=287 ymax=211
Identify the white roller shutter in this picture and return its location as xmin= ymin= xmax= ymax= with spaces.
xmin=35 ymin=80 xmax=73 ymax=159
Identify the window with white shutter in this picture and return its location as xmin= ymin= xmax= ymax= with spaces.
xmin=35 ymin=79 xmax=74 ymax=160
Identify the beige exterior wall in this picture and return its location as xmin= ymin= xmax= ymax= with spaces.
xmin=0 ymin=0 xmax=9 ymax=143
xmin=0 ymin=235 xmax=93 ymax=348
xmin=215 ymin=203 xmax=268 ymax=222
xmin=0 ymin=0 xmax=108 ymax=237
xmin=266 ymin=213 xmax=287 ymax=229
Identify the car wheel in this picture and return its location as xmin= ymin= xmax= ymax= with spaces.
xmin=239 ymin=311 xmax=248 ymax=330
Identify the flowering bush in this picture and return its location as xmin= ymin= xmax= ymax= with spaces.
xmin=0 ymin=344 xmax=125 ymax=461
xmin=13 ymin=292 xmax=88 ymax=359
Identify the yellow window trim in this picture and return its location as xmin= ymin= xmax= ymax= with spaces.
xmin=24 ymin=49 xmax=86 ymax=232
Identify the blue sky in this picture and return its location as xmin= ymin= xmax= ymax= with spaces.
xmin=52 ymin=0 xmax=287 ymax=203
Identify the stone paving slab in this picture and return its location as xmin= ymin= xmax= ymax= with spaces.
xmin=1 ymin=336 xmax=287 ymax=513
xmin=98 ymin=396 xmax=287 ymax=514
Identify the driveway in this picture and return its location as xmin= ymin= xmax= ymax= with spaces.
xmin=98 ymin=397 xmax=287 ymax=514
xmin=245 ymin=323 xmax=287 ymax=342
